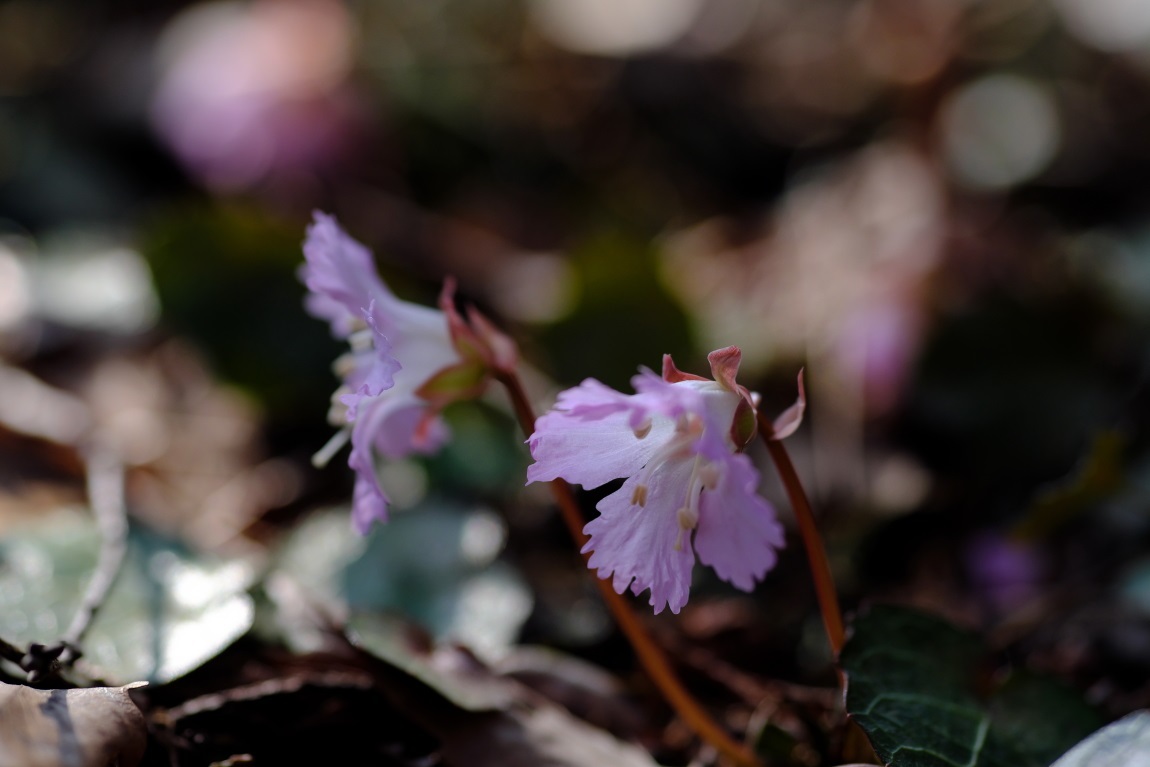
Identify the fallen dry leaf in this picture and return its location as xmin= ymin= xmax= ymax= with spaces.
xmin=0 ymin=681 xmax=147 ymax=767
xmin=441 ymin=702 xmax=661 ymax=767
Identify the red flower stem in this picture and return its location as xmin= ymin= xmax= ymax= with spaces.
xmin=497 ymin=370 xmax=764 ymax=767
xmin=757 ymin=413 xmax=845 ymax=658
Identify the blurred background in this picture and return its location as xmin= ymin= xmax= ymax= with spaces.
xmin=4 ymin=0 xmax=1150 ymax=730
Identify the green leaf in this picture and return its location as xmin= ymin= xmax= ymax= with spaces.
xmin=841 ymin=606 xmax=1100 ymax=767
xmin=141 ymin=204 xmax=336 ymax=418
xmin=1049 ymin=711 xmax=1150 ymax=767
xmin=1015 ymin=431 xmax=1125 ymax=539
xmin=415 ymin=361 xmax=489 ymax=405
xmin=0 ymin=509 xmax=254 ymax=684
xmin=426 ymin=403 xmax=525 ymax=494
xmin=272 ymin=505 xmax=532 ymax=658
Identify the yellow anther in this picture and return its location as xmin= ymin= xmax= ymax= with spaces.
xmin=327 ymin=387 xmax=350 ymax=426
xmin=349 ymin=327 xmax=374 ymax=352
xmin=632 ymin=418 xmax=653 ymax=439
xmin=333 ymin=352 xmax=357 ymax=378
xmin=699 ymin=463 xmax=721 ymax=490
xmin=631 ymin=484 xmax=649 ymax=507
xmin=677 ymin=506 xmax=698 ymax=531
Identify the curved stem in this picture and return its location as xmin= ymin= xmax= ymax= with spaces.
xmin=757 ymin=414 xmax=845 ymax=657
xmin=498 ymin=371 xmax=763 ymax=767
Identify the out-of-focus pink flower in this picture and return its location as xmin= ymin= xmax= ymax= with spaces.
xmin=527 ymin=347 xmax=785 ymax=614
xmin=660 ymin=142 xmax=943 ymax=416
xmin=302 ymin=212 xmax=459 ymax=533
xmin=151 ymin=0 xmax=359 ymax=191
xmin=835 ymin=302 xmax=919 ymax=417
xmin=964 ymin=531 xmax=1046 ymax=614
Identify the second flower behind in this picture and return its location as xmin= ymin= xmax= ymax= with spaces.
xmin=301 ymin=212 xmax=463 ymax=533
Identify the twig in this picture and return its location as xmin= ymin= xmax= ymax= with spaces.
xmin=0 ymin=636 xmax=25 ymax=666
xmin=21 ymin=445 xmax=132 ymax=680
xmin=0 ymin=446 xmax=130 ymax=682
xmin=59 ymin=445 xmax=130 ymax=665
xmin=497 ymin=370 xmax=763 ymax=767
xmin=0 ymin=367 xmax=130 ymax=682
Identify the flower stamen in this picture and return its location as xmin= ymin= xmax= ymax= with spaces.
xmin=328 ymin=386 xmax=349 ymax=430
xmin=632 ymin=417 xmax=653 ymax=440
xmin=632 ymin=484 xmax=649 ymax=507
xmin=333 ymin=352 xmax=357 ymax=379
xmin=630 ymin=418 xmax=716 ymax=523
xmin=327 ymin=386 xmax=350 ymax=426
xmin=671 ymin=456 xmax=714 ymax=551
xmin=312 ymin=426 xmax=351 ymax=468
xmin=348 ymin=325 xmax=376 ymax=352
xmin=699 ymin=463 xmax=721 ymax=491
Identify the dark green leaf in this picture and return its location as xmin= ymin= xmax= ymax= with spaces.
xmin=426 ymin=403 xmax=527 ymax=494
xmin=841 ymin=606 xmax=1099 ymax=767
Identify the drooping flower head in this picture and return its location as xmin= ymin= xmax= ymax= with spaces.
xmin=302 ymin=212 xmax=518 ymax=533
xmin=527 ymin=347 xmax=786 ymax=614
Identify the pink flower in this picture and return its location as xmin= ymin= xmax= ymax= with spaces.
xmin=302 ymin=212 xmax=458 ymax=532
xmin=527 ymin=347 xmax=785 ymax=614
xmin=150 ymin=0 xmax=359 ymax=192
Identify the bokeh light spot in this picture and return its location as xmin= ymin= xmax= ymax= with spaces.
xmin=531 ymin=0 xmax=703 ymax=56
xmin=940 ymin=74 xmax=1060 ymax=191
xmin=1053 ymin=0 xmax=1150 ymax=52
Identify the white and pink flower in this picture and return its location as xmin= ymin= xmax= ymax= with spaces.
xmin=528 ymin=347 xmax=785 ymax=614
xmin=301 ymin=212 xmax=459 ymax=532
